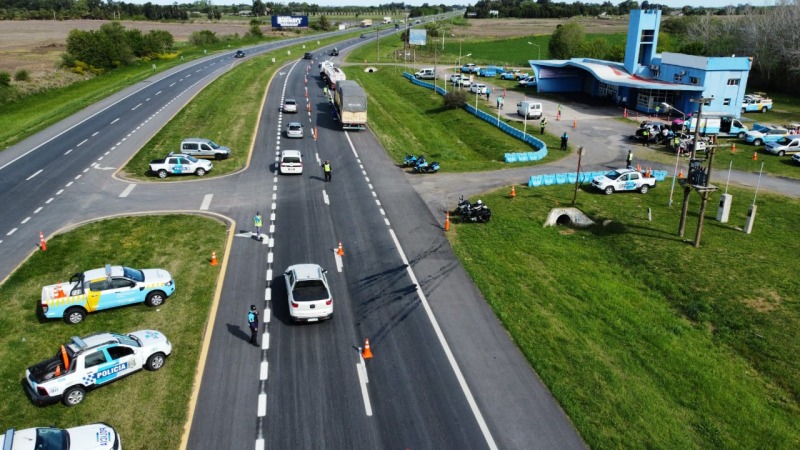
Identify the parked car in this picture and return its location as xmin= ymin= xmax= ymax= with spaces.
xmin=234 ymin=50 xmax=245 ymax=58
xmin=149 ymin=153 xmax=213 ymax=179
xmin=500 ymin=69 xmax=528 ymax=80
xmin=1 ymin=424 xmax=121 ymax=449
xmin=518 ymin=75 xmax=537 ymax=87
xmin=284 ymin=264 xmax=333 ymax=322
xmin=792 ymin=153 xmax=800 ymax=164
xmin=282 ymin=98 xmax=298 ymax=113
xmin=279 ymin=150 xmax=303 ymax=174
xmin=460 ymin=63 xmax=478 ymax=73
xmin=180 ymin=138 xmax=231 ymax=160
xmin=478 ymin=65 xmax=504 ymax=77
xmin=764 ymin=135 xmax=800 ymax=156
xmin=745 ymin=125 xmax=788 ymax=146
xmin=285 ymin=122 xmax=304 ymax=139
xmin=470 ymin=83 xmax=488 ymax=94
xmin=591 ymin=169 xmax=657 ymax=195
xmin=24 ymin=330 xmax=172 ymax=406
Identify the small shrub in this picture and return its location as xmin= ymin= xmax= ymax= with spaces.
xmin=189 ymin=30 xmax=219 ymax=46
xmin=13 ymin=69 xmax=30 ymax=82
xmin=247 ymin=24 xmax=263 ymax=38
xmin=443 ymin=90 xmax=467 ymax=109
xmin=0 ymin=72 xmax=10 ymax=87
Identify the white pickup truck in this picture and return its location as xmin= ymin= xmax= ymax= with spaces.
xmin=149 ymin=153 xmax=213 ymax=178
xmin=25 ymin=330 xmax=172 ymax=406
xmin=592 ymin=169 xmax=657 ymax=195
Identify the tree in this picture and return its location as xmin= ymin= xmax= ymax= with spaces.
xmin=549 ymin=21 xmax=585 ymax=59
xmin=252 ymin=0 xmax=266 ymax=17
xmin=318 ymin=14 xmax=331 ymax=31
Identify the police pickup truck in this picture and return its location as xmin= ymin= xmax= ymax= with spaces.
xmin=592 ymin=168 xmax=657 ymax=195
xmin=25 ymin=330 xmax=171 ymax=406
xmin=41 ymin=264 xmax=175 ymax=324
xmin=149 ymin=153 xmax=213 ymax=178
xmin=1 ymin=423 xmax=121 ymax=449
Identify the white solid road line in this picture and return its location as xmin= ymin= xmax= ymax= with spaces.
xmin=334 ymin=251 xmax=343 ymax=272
xmin=119 ymin=184 xmax=136 ymax=198
xmin=323 ymin=189 xmax=329 ymax=205
xmin=356 ymin=361 xmax=373 ymax=416
xmin=26 ymin=169 xmax=43 ymax=181
xmin=255 ymin=439 xmax=264 ymax=450
xmin=200 ymin=194 xmax=213 ymax=210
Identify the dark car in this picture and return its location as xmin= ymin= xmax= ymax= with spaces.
xmin=330 ymin=48 xmax=339 ymax=56
xmin=234 ymin=50 xmax=245 ymax=58
xmin=303 ymin=52 xmax=313 ymax=60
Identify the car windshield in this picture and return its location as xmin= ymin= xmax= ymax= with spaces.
xmin=115 ymin=333 xmax=141 ymax=347
xmin=775 ymin=137 xmax=791 ymax=145
xmin=286 ymin=100 xmax=296 ymax=105
xmin=208 ymin=141 xmax=220 ymax=149
xmin=35 ymin=428 xmax=68 ymax=450
xmin=185 ymin=155 xmax=199 ymax=162
xmin=605 ymin=170 xmax=623 ymax=180
xmin=122 ymin=267 xmax=144 ymax=282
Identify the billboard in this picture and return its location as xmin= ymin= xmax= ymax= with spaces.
xmin=271 ymin=15 xmax=308 ymax=28
xmin=409 ymin=29 xmax=427 ymax=46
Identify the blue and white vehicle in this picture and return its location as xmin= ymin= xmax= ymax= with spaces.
xmin=25 ymin=330 xmax=172 ymax=406
xmin=685 ymin=114 xmax=748 ymax=138
xmin=40 ymin=264 xmax=176 ymax=324
xmin=500 ymin=69 xmax=529 ymax=80
xmin=149 ymin=153 xmax=213 ymax=178
xmin=744 ymin=124 xmax=789 ymax=146
xmin=460 ymin=63 xmax=479 ymax=73
xmin=1 ymin=423 xmax=121 ymax=449
xmin=741 ymin=93 xmax=773 ymax=113
xmin=477 ymin=65 xmax=504 ymax=77
xmin=592 ymin=169 xmax=657 ymax=195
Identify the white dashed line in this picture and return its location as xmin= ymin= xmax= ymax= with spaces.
xmin=65 ymin=182 xmax=73 ymax=187
xmin=261 ymin=332 xmax=269 ymax=350
xmin=267 ymin=252 xmax=274 ymax=264
xmin=260 ymin=362 xmax=269 ymax=380
xmin=170 ymin=82 xmax=176 ymax=87
xmin=74 ymin=175 xmax=81 ymax=180
xmin=83 ymin=167 xmax=90 ymax=173
xmin=110 ymin=118 xmax=120 ymax=124
xmin=26 ymin=169 xmax=43 ymax=181
xmin=6 ymin=228 xmax=17 ymax=236
xmin=131 ymin=103 xmax=142 ymax=110
xmin=77 ymin=139 xmax=88 ymax=147
xmin=200 ymin=194 xmax=213 ymax=210
xmin=257 ymin=394 xmax=266 ymax=417
xmin=21 ymin=217 xmax=31 ymax=224
xmin=264 ymin=288 xmax=271 ymax=301
xmin=119 ymin=184 xmax=136 ymax=198
xmin=34 ymin=207 xmax=43 ymax=214
xmin=323 ymin=190 xmax=329 ymax=205
xmin=46 ymin=197 xmax=54 ymax=203
xmin=91 ymin=131 xmax=99 ymax=137
xmin=266 ymin=269 xmax=273 ymax=281
xmin=357 ymin=361 xmax=373 ymax=416
xmin=64 ymin=149 xmax=73 ymax=155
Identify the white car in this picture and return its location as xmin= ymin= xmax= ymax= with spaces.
xmin=279 ymin=150 xmax=303 ymax=174
xmin=148 ymin=153 xmax=213 ymax=178
xmin=591 ymin=168 xmax=657 ymax=195
xmin=285 ymin=122 xmax=304 ymax=139
xmin=283 ymin=99 xmax=298 ymax=113
xmin=25 ymin=330 xmax=172 ymax=406
xmin=284 ymin=264 xmax=333 ymax=322
xmin=1 ymin=424 xmax=121 ymax=450
xmin=470 ymin=83 xmax=487 ymax=94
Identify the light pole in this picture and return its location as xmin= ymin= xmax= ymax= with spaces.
xmin=527 ymin=41 xmax=541 ymax=60
xmin=660 ymin=102 xmax=686 ymax=207
xmin=456 ymin=53 xmax=471 ymax=89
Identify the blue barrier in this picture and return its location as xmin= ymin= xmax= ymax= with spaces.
xmin=517 ymin=153 xmax=530 ymax=162
xmin=566 ymin=173 xmax=577 ymax=183
xmin=653 ymin=170 xmax=667 ymax=181
xmin=543 ymin=174 xmax=555 ymax=186
xmin=555 ymin=173 xmax=567 ymax=184
xmin=529 ymin=175 xmax=543 ymax=187
xmin=504 ymin=153 xmax=518 ymax=163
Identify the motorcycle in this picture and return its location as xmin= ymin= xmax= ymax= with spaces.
xmin=454 ymin=196 xmax=491 ymax=223
xmin=413 ymin=158 xmax=440 ymax=173
xmin=403 ymin=154 xmax=420 ymax=167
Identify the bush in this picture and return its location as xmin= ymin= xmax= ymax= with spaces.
xmin=443 ymin=90 xmax=467 ymax=109
xmin=189 ymin=30 xmax=219 ymax=46
xmin=13 ymin=69 xmax=29 ymax=82
xmin=247 ymin=24 xmax=263 ymax=38
xmin=0 ymin=71 xmax=10 ymax=87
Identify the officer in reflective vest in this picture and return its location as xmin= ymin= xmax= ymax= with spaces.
xmin=323 ymin=160 xmax=332 ymax=182
xmin=254 ymin=211 xmax=263 ymax=240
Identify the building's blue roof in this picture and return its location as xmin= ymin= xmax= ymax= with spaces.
xmin=530 ymin=58 xmax=704 ymax=92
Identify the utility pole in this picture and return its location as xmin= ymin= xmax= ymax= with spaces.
xmin=678 ymin=97 xmax=713 ymax=238
xmin=572 ymin=147 xmax=584 ymax=205
xmin=376 ymin=28 xmax=379 ymax=63
xmin=693 ymin=140 xmax=717 ymax=247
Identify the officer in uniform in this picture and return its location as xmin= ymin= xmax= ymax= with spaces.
xmin=540 ymin=117 xmax=547 ymax=135
xmin=322 ymin=160 xmax=332 ymax=182
xmin=248 ymin=305 xmax=259 ymax=346
xmin=254 ymin=211 xmax=263 ymax=241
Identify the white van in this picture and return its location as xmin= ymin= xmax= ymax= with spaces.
xmin=414 ymin=68 xmax=436 ymax=80
xmin=517 ymin=101 xmax=543 ymax=119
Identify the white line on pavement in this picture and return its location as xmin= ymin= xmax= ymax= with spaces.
xmin=26 ymin=169 xmax=42 ymax=181
xmin=356 ymin=362 xmax=373 ymax=416
xmin=255 ymin=439 xmax=264 ymax=450
xmin=91 ymin=131 xmax=99 ymax=137
xmin=119 ymin=184 xmax=136 ymax=198
xmin=110 ymin=118 xmax=120 ymax=124
xmin=64 ymin=149 xmax=73 ymax=155
xmin=34 ymin=207 xmax=43 ymax=214
xmin=260 ymin=362 xmax=269 ymax=380
xmin=131 ymin=103 xmax=142 ymax=110
xmin=6 ymin=228 xmax=17 ymax=236
xmin=323 ymin=190 xmax=329 ymax=205
xmin=45 ymin=198 xmax=54 ymax=203
xmin=76 ymin=139 xmax=88 ymax=147
xmin=266 ymin=269 xmax=272 ymax=281
xmin=21 ymin=217 xmax=31 ymax=224
xmin=200 ymin=194 xmax=213 ymax=210
xmin=257 ymin=394 xmax=266 ymax=417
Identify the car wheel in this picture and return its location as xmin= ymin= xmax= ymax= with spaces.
xmin=754 ymin=139 xmax=763 ymax=146
xmin=215 ymin=154 xmax=224 ymax=160
xmin=778 ymin=150 xmax=785 ymax=156
xmin=146 ymin=352 xmax=167 ymax=371
xmin=63 ymin=307 xmax=86 ymax=325
xmin=604 ymin=186 xmax=614 ymax=195
xmin=195 ymin=168 xmax=206 ymax=176
xmin=738 ymin=132 xmax=746 ymax=139
xmin=640 ymin=184 xmax=650 ymax=194
xmin=741 ymin=108 xmax=746 ymax=114
xmin=157 ymin=169 xmax=168 ymax=179
xmin=761 ymin=107 xmax=768 ymax=113
xmin=145 ymin=290 xmax=166 ymax=307
xmin=62 ymin=386 xmax=85 ymax=406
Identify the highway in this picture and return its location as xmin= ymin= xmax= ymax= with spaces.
xmin=0 ymin=22 xmax=585 ymax=450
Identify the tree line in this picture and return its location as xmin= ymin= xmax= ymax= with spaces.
xmin=466 ymin=0 xmax=758 ymax=19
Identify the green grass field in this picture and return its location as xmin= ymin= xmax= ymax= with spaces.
xmin=449 ymin=183 xmax=800 ymax=449
xmin=0 ymin=215 xmax=227 ymax=450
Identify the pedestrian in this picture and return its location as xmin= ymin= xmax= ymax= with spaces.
xmin=322 ymin=160 xmax=332 ymax=182
xmin=496 ymin=96 xmax=501 ymax=109
xmin=485 ymin=88 xmax=491 ymax=101
xmin=557 ymin=104 xmax=562 ymax=121
xmin=253 ymin=211 xmax=263 ymax=241
xmin=323 ymin=85 xmax=328 ymax=97
xmin=626 ymin=150 xmax=633 ymax=169
xmin=499 ymin=96 xmax=504 ymax=110
xmin=642 ymin=128 xmax=650 ymax=147
xmin=673 ymin=135 xmax=681 ymax=153
xmin=560 ymin=132 xmax=569 ymax=151
xmin=540 ymin=117 xmax=547 ymax=135
xmin=248 ymin=305 xmax=259 ymax=346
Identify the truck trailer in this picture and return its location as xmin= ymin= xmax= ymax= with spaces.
xmin=334 ymin=80 xmax=367 ymax=130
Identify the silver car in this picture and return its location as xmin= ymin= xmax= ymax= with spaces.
xmin=286 ymin=122 xmax=304 ymax=139
xmin=283 ymin=99 xmax=298 ymax=113
xmin=180 ymin=138 xmax=231 ymax=160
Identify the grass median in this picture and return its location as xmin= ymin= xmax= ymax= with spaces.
xmin=449 ymin=182 xmax=800 ymax=448
xmin=0 ymin=215 xmax=227 ymax=450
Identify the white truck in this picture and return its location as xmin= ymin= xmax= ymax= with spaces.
xmin=320 ymin=60 xmax=346 ymax=89
xmin=25 ymin=330 xmax=172 ymax=406
xmin=1 ymin=424 xmax=121 ymax=449
xmin=360 ymin=19 xmax=372 ymax=27
xmin=149 ymin=153 xmax=213 ymax=178
xmin=592 ymin=168 xmax=657 ymax=195
xmin=334 ymin=80 xmax=367 ymax=131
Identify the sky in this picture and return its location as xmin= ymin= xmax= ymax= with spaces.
xmin=123 ymin=0 xmax=769 ymax=8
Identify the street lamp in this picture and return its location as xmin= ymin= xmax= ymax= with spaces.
xmin=527 ymin=41 xmax=541 ymax=60
xmin=660 ymin=102 xmax=686 ymax=207
xmin=457 ymin=52 xmax=471 ymax=74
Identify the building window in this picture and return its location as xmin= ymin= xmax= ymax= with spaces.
xmin=640 ymin=30 xmax=655 ymax=43
xmin=690 ymin=76 xmax=700 ymax=85
xmin=674 ymin=73 xmax=683 ymax=82
xmin=727 ymin=78 xmax=740 ymax=85
xmin=724 ymin=98 xmax=731 ymax=106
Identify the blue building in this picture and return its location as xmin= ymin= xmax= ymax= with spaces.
xmin=530 ymin=9 xmax=752 ymax=118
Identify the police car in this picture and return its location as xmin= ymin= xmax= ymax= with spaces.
xmin=25 ymin=330 xmax=172 ymax=406
xmin=1 ymin=423 xmax=120 ymax=449
xmin=40 ymin=264 xmax=176 ymax=324
xmin=591 ymin=168 xmax=657 ymax=195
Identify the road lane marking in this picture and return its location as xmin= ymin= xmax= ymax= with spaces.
xmin=266 ymin=269 xmax=272 ymax=281
xmin=77 ymin=139 xmax=88 ymax=147
xmin=46 ymin=197 xmax=54 ymax=203
xmin=65 ymin=182 xmax=73 ymax=187
xmin=265 ymin=288 xmax=271 ymax=301
xmin=170 ymin=82 xmax=176 ymax=87
xmin=255 ymin=439 xmax=264 ymax=450
xmin=357 ymin=361 xmax=373 ymax=416
xmin=110 ymin=118 xmax=120 ymax=124
xmin=264 ymin=307 xmax=271 ymax=323
xmin=156 ymin=90 xmax=162 ymax=95
xmin=26 ymin=169 xmax=43 ymax=181
xmin=91 ymin=131 xmax=99 ymax=137
xmin=131 ymin=103 xmax=142 ymax=110
xmin=64 ymin=149 xmax=73 ymax=155
xmin=260 ymin=362 xmax=269 ymax=380
xmin=74 ymin=175 xmax=81 ymax=180
xmin=83 ymin=167 xmax=90 ymax=173
xmin=119 ymin=184 xmax=136 ymax=198
xmin=21 ymin=217 xmax=31 ymax=224
xmin=34 ymin=207 xmax=43 ymax=214
xmin=200 ymin=194 xmax=213 ymax=210
xmin=6 ymin=228 xmax=17 ymax=236
xmin=261 ymin=332 xmax=269 ymax=349
xmin=334 ymin=252 xmax=343 ymax=272
xmin=267 ymin=252 xmax=273 ymax=264
xmin=323 ymin=190 xmax=329 ymax=205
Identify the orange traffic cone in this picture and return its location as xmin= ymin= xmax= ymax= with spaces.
xmin=445 ymin=211 xmax=450 ymax=231
xmin=636 ymin=164 xmax=642 ymax=172
xmin=337 ymin=242 xmax=344 ymax=256
xmin=362 ymin=338 xmax=373 ymax=359
xmin=39 ymin=231 xmax=46 ymax=251
xmin=54 ymin=282 xmax=65 ymax=299
xmin=752 ymin=151 xmax=758 ymax=161
xmin=572 ymin=118 xmax=577 ymax=129
xmin=210 ymin=251 xmax=218 ymax=266
xmin=678 ymin=169 xmax=683 ymax=178
xmin=731 ymin=142 xmax=736 ymax=153
xmin=510 ymin=185 xmax=516 ymax=199
xmin=55 ymin=366 xmax=61 ymax=377
xmin=623 ymin=108 xmax=628 ymax=118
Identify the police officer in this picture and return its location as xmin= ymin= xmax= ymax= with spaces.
xmin=248 ymin=305 xmax=259 ymax=346
xmin=560 ymin=132 xmax=569 ymax=151
xmin=540 ymin=117 xmax=547 ymax=135
xmin=642 ymin=128 xmax=650 ymax=147
xmin=322 ymin=160 xmax=332 ymax=182
xmin=626 ymin=150 xmax=633 ymax=169
xmin=254 ymin=211 xmax=263 ymax=241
